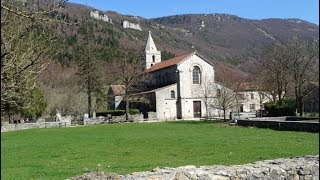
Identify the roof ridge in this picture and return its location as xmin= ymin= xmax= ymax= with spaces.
xmin=146 ymin=51 xmax=195 ymax=73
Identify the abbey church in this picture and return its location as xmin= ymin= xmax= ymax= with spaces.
xmin=109 ymin=31 xmax=271 ymax=120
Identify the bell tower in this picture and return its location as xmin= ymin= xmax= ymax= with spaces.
xmin=145 ymin=31 xmax=161 ymax=69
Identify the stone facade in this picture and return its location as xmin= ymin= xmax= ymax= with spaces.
xmin=237 ymin=91 xmax=272 ymax=113
xmin=72 ymin=155 xmax=319 ymax=180
xmin=122 ymin=20 xmax=142 ymax=31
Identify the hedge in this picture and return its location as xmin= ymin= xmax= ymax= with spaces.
xmin=264 ymin=99 xmax=296 ymax=117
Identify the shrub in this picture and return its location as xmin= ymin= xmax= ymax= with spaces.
xmin=129 ymin=109 xmax=140 ymax=115
xmin=264 ymin=98 xmax=296 ymax=117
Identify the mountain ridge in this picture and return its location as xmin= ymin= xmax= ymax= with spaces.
xmin=56 ymin=1 xmax=320 ymax=78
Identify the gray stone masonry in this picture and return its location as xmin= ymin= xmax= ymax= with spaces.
xmin=72 ymin=155 xmax=319 ymax=180
xmin=1 ymin=116 xmax=72 ymax=132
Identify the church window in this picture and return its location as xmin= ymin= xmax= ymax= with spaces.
xmin=152 ymin=55 xmax=155 ymax=62
xmin=192 ymin=66 xmax=201 ymax=84
xmin=217 ymin=89 xmax=221 ymax=97
xmin=171 ymin=90 xmax=175 ymax=98
xmin=239 ymin=104 xmax=244 ymax=112
xmin=251 ymin=93 xmax=254 ymax=99
xmin=250 ymin=104 xmax=255 ymax=112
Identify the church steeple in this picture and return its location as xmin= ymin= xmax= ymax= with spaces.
xmin=145 ymin=31 xmax=161 ymax=69
xmin=145 ymin=31 xmax=158 ymax=52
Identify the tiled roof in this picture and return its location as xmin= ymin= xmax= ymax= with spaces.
xmin=110 ymin=85 xmax=125 ymax=96
xmin=146 ymin=51 xmax=195 ymax=73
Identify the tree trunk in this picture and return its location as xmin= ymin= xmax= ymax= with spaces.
xmin=298 ymin=96 xmax=304 ymax=117
xmin=87 ymin=87 xmax=92 ymax=118
xmin=87 ymin=74 xmax=92 ymax=118
xmin=223 ymin=108 xmax=226 ymax=122
xmin=125 ymin=98 xmax=130 ymax=121
xmin=205 ymin=98 xmax=209 ymax=118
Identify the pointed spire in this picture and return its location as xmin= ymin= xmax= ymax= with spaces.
xmin=145 ymin=31 xmax=158 ymax=52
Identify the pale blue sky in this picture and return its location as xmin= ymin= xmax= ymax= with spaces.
xmin=69 ymin=0 xmax=319 ymax=25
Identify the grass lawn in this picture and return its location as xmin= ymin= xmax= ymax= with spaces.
xmin=1 ymin=121 xmax=319 ymax=179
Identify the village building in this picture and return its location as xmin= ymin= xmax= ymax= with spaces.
xmin=108 ymin=31 xmax=271 ymax=120
xmin=237 ymin=82 xmax=273 ymax=113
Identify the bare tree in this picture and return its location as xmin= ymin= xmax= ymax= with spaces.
xmin=212 ymin=71 xmax=243 ymax=121
xmin=262 ymin=42 xmax=289 ymax=105
xmin=249 ymin=62 xmax=281 ymax=116
xmin=281 ymin=36 xmax=319 ymax=116
xmin=212 ymin=82 xmax=238 ymax=121
xmin=195 ymin=76 xmax=215 ymax=118
xmin=109 ymin=49 xmax=150 ymax=121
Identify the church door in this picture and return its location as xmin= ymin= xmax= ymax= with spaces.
xmin=193 ymin=101 xmax=201 ymax=118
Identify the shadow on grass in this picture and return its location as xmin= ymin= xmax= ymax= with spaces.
xmin=167 ymin=119 xmax=226 ymax=125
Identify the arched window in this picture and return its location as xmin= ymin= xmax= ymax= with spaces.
xmin=217 ymin=89 xmax=221 ymax=97
xmin=192 ymin=66 xmax=201 ymax=84
xmin=171 ymin=90 xmax=175 ymax=98
xmin=152 ymin=55 xmax=155 ymax=62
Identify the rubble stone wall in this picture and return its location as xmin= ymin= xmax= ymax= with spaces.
xmin=72 ymin=155 xmax=319 ymax=180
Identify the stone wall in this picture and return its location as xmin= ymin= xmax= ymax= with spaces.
xmin=83 ymin=114 xmax=144 ymax=125
xmin=72 ymin=155 xmax=319 ymax=180
xmin=237 ymin=119 xmax=319 ymax=133
xmin=83 ymin=118 xmax=105 ymax=126
xmin=147 ymin=112 xmax=157 ymax=120
xmin=1 ymin=121 xmax=71 ymax=132
xmin=1 ymin=116 xmax=72 ymax=132
xmin=111 ymin=114 xmax=144 ymax=123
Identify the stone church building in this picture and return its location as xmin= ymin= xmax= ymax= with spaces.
xmin=109 ymin=31 xmax=271 ymax=120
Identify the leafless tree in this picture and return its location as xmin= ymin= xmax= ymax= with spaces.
xmin=261 ymin=42 xmax=289 ymax=105
xmin=211 ymin=83 xmax=237 ymax=121
xmin=109 ymin=49 xmax=151 ymax=121
xmin=212 ymin=72 xmax=242 ymax=121
xmin=195 ymin=76 xmax=216 ymax=118
xmin=281 ymin=35 xmax=319 ymax=116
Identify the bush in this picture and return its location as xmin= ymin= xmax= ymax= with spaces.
xmin=264 ymin=98 xmax=296 ymax=117
xmin=96 ymin=109 xmax=140 ymax=117
xmin=129 ymin=109 xmax=140 ymax=115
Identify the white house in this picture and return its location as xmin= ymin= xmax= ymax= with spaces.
xmin=237 ymin=82 xmax=273 ymax=113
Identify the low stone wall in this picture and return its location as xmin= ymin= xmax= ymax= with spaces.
xmin=1 ymin=121 xmax=72 ymax=132
xmin=84 ymin=114 xmax=145 ymax=125
xmin=237 ymin=119 xmax=319 ymax=133
xmin=83 ymin=118 xmax=105 ymax=126
xmin=286 ymin=116 xmax=319 ymax=121
xmin=110 ymin=114 xmax=144 ymax=123
xmin=72 ymin=155 xmax=319 ymax=180
xmin=147 ymin=112 xmax=157 ymax=120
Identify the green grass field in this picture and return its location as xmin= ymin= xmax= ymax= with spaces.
xmin=1 ymin=121 xmax=319 ymax=179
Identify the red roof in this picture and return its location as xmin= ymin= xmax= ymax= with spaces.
xmin=146 ymin=51 xmax=195 ymax=73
